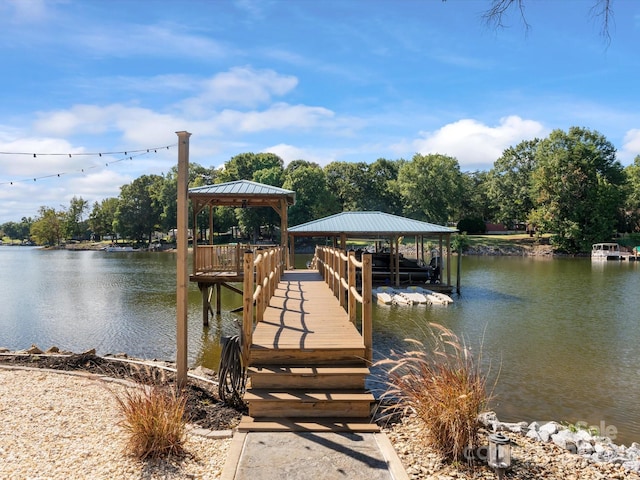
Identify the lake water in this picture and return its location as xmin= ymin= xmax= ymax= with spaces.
xmin=1 ymin=246 xmax=639 ymax=445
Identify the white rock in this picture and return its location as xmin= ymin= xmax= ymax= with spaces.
xmin=623 ymin=460 xmax=640 ymax=472
xmin=477 ymin=411 xmax=498 ymax=428
xmin=577 ymin=439 xmax=595 ymax=455
xmin=539 ymin=421 xmax=560 ymax=436
xmin=575 ymin=429 xmax=594 ymax=442
xmin=527 ymin=429 xmax=544 ymax=441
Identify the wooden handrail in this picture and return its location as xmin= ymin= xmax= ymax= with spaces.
xmin=314 ymin=246 xmax=373 ymax=361
xmin=194 ymin=243 xmax=278 ymax=276
xmin=194 ymin=244 xmax=244 ymax=274
xmin=242 ymin=246 xmax=284 ymax=366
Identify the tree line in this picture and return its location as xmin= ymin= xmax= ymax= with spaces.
xmin=2 ymin=126 xmax=639 ymax=253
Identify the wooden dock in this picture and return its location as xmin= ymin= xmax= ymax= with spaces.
xmin=238 ymin=249 xmax=377 ymax=432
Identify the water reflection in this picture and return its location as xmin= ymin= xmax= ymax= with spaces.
xmin=1 ymin=247 xmax=639 ymax=445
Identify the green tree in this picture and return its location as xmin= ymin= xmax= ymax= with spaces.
xmin=530 ymin=127 xmax=626 ymax=253
xmin=324 ymin=161 xmax=371 ymax=211
xmin=30 ymin=206 xmax=64 ymax=246
xmin=367 ymin=158 xmax=403 ymax=214
xmin=115 ymin=175 xmax=164 ymax=243
xmin=218 ymin=152 xmax=284 ymax=182
xmin=1 ymin=220 xmax=31 ymax=240
xmin=89 ymin=197 xmax=119 ymax=240
xmin=397 ymin=153 xmax=464 ymax=225
xmin=487 ymin=139 xmax=539 ymax=228
xmin=284 ymin=162 xmax=340 ymax=226
xmin=624 ymin=155 xmax=640 ymax=232
xmin=64 ymin=196 xmax=89 ymax=240
xmin=460 ymin=170 xmax=494 ymax=224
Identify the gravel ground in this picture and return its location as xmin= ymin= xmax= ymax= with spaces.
xmin=0 ymin=368 xmax=231 ymax=480
xmin=2 ymin=364 xmax=639 ymax=480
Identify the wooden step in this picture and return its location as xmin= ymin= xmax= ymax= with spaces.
xmin=248 ymin=365 xmax=370 ymax=390
xmin=244 ymin=389 xmax=374 ymax=418
xmin=237 ymin=415 xmax=380 ymax=432
xmin=249 ymin=347 xmax=366 ymax=365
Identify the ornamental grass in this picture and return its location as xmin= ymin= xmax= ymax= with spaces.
xmin=376 ymin=322 xmax=493 ymax=461
xmin=115 ymin=385 xmax=188 ymax=460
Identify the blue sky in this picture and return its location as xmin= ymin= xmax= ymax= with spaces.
xmin=1 ymin=0 xmax=639 ymax=224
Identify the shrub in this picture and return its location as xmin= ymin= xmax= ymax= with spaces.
xmin=115 ymin=385 xmax=188 ymax=460
xmin=456 ymin=217 xmax=486 ymax=235
xmin=376 ymin=323 xmax=491 ymax=461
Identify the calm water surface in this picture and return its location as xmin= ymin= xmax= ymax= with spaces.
xmin=1 ymin=246 xmax=639 ymax=444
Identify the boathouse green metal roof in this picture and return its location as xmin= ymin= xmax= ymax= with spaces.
xmin=288 ymin=211 xmax=457 ymax=236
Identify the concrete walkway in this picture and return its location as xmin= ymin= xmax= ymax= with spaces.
xmin=221 ymin=431 xmax=409 ymax=480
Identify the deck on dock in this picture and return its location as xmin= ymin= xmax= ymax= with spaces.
xmin=239 ymin=269 xmax=377 ymax=433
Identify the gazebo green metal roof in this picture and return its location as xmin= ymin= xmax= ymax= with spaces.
xmin=288 ymin=211 xmax=457 ymax=236
xmin=189 ymin=180 xmax=296 ymax=207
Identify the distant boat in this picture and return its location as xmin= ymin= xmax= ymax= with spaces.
xmin=591 ymin=243 xmax=623 ymax=261
xmin=104 ymin=245 xmax=135 ymax=252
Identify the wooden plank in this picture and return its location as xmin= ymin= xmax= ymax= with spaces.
xmin=249 ymin=348 xmax=366 ymax=366
xmin=237 ymin=416 xmax=380 ymax=433
xmin=248 ymin=366 xmax=368 ymax=389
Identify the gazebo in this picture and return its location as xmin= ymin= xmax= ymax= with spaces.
xmin=287 ymin=211 xmax=459 ymax=290
xmin=188 ymin=179 xmax=296 ymax=324
xmin=189 ymin=179 xmax=296 ymax=257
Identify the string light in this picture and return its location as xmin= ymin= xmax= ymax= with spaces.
xmin=0 ymin=143 xmax=177 ymax=186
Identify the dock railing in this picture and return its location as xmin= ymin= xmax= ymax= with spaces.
xmin=194 ymin=243 xmax=279 ymax=276
xmin=241 ymin=246 xmax=285 ymax=366
xmin=314 ymin=246 xmax=373 ymax=361
xmin=194 ymin=244 xmax=244 ymax=275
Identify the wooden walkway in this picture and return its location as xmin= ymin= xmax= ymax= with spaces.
xmin=239 ymin=269 xmax=377 ymax=432
xmin=250 ymin=270 xmax=365 ymax=363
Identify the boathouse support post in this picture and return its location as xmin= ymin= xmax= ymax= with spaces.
xmin=446 ymin=234 xmax=452 ymax=287
xmin=176 ymin=130 xmax=191 ymax=389
xmin=456 ymin=247 xmax=461 ymax=294
xmin=216 ymin=283 xmax=222 ymax=314
xmin=201 ymin=284 xmax=210 ymax=327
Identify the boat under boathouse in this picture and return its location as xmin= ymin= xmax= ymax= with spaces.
xmin=287 ymin=211 xmax=459 ymax=291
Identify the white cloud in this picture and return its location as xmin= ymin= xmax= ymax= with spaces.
xmin=620 ymin=129 xmax=640 ymax=165
xmin=412 ymin=116 xmax=547 ymax=169
xmin=75 ymin=23 xmax=231 ymax=60
xmin=180 ymin=68 xmax=299 ymax=113
xmin=33 ymin=104 xmax=180 ymax=147
xmin=215 ymin=103 xmax=334 ymax=134
xmin=263 ymin=143 xmax=335 ymax=166
xmin=2 ymin=0 xmax=50 ymax=24
xmin=0 ymin=137 xmax=85 ymax=177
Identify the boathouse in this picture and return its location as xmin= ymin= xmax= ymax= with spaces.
xmin=287 ymin=211 xmax=458 ymax=291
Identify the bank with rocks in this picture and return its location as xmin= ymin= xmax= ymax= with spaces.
xmin=477 ymin=412 xmax=640 ymax=476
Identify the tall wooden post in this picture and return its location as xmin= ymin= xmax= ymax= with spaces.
xmin=176 ymin=130 xmax=191 ymax=389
